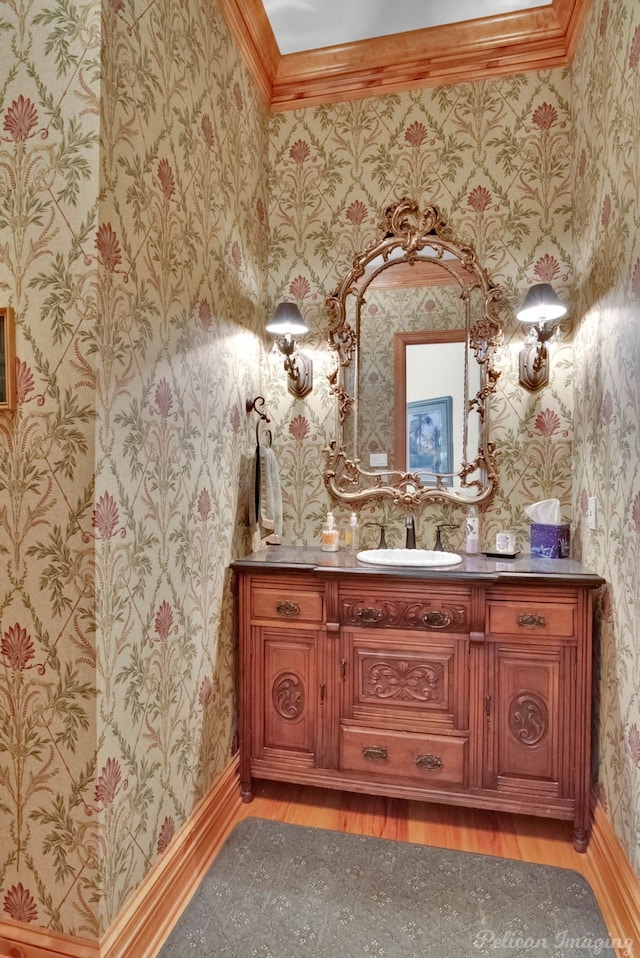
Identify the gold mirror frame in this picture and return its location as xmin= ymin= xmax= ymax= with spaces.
xmin=324 ymin=198 xmax=504 ymax=509
xmin=0 ymin=306 xmax=16 ymax=412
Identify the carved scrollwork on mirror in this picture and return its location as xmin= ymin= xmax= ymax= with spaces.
xmin=324 ymin=198 xmax=504 ymax=508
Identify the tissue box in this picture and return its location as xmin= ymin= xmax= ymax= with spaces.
xmin=530 ymin=523 xmax=570 ymax=559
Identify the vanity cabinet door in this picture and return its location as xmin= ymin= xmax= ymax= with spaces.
xmin=483 ymin=637 xmax=575 ymax=800
xmin=340 ymin=627 xmax=468 ymax=733
xmin=250 ymin=625 xmax=321 ymax=769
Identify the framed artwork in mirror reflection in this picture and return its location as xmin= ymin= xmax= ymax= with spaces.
xmin=407 ymin=395 xmax=453 ymax=485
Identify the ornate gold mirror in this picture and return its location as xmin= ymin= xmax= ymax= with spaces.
xmin=324 ymin=198 xmax=504 ymax=508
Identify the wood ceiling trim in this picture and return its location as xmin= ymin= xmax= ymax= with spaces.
xmin=216 ymin=0 xmax=278 ymax=108
xmin=217 ymin=0 xmax=592 ymax=112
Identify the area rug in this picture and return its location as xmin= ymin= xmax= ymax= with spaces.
xmin=157 ymin=817 xmax=614 ymax=958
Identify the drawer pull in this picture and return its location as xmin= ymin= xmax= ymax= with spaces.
xmin=357 ymin=607 xmax=385 ymax=624
xmin=422 ymin=610 xmax=451 ymax=629
xmin=362 ymin=745 xmax=388 ymax=761
xmin=276 ymin=600 xmax=300 ymax=617
xmin=517 ymin=613 xmax=546 ymax=629
xmin=416 ymin=753 xmax=443 ymax=770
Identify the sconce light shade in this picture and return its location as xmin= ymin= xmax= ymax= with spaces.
xmin=267 ymin=301 xmax=313 ymax=399
xmin=516 ymin=283 xmax=567 ymax=325
xmin=516 ymin=283 xmax=567 ymax=392
xmin=266 ymin=301 xmax=309 ymax=337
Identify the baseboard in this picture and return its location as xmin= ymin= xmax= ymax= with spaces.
xmin=100 ymin=754 xmax=242 ymax=958
xmin=588 ymin=799 xmax=640 ymax=957
xmin=0 ymin=756 xmax=242 ymax=958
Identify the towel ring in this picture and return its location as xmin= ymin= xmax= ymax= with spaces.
xmin=246 ymin=396 xmax=272 ymax=447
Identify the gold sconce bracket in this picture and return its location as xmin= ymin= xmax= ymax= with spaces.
xmin=283 ymin=349 xmax=313 ymax=398
xmin=267 ymin=302 xmax=313 ymax=399
xmin=516 ymin=284 xmax=566 ymax=392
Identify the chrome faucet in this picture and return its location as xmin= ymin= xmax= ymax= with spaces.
xmin=405 ymin=514 xmax=416 ymax=549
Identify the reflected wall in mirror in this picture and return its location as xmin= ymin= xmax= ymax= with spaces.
xmin=324 ymin=198 xmax=504 ymax=508
xmin=395 ymin=330 xmax=480 ymax=493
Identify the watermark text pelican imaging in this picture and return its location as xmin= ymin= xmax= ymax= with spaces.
xmin=473 ymin=929 xmax=634 ymax=955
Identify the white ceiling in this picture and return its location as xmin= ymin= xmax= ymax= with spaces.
xmin=262 ymin=0 xmax=552 ymax=55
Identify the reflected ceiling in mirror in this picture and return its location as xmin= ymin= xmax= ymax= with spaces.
xmin=324 ymin=198 xmax=504 ymax=508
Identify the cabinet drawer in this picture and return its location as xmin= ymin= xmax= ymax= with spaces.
xmin=339 ymin=591 xmax=470 ymax=633
xmin=340 ymin=726 xmax=467 ymax=787
xmin=251 ymin=588 xmax=323 ymax=623
xmin=487 ymin=601 xmax=575 ymax=638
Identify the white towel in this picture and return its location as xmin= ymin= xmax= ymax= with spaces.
xmin=250 ymin=445 xmax=283 ymax=544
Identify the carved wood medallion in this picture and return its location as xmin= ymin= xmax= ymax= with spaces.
xmin=366 ymin=659 xmax=441 ymax=702
xmin=272 ymin=672 xmax=304 ymax=719
xmin=509 ymin=693 xmax=548 ymax=746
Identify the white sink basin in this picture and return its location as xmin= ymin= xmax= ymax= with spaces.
xmin=356 ymin=548 xmax=463 ymax=568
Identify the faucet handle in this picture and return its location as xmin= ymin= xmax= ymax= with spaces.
xmin=364 ymin=522 xmax=387 ymax=549
xmin=434 ymin=523 xmax=457 ymax=551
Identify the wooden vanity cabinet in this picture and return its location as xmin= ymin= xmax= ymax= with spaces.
xmin=234 ymin=552 xmax=602 ymax=851
xmin=238 ymin=574 xmax=327 ymax=793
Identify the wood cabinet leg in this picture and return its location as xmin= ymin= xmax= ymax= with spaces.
xmin=241 ymin=779 xmax=254 ymax=803
xmin=572 ymin=826 xmax=588 ymax=853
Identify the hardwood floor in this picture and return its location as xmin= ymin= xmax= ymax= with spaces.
xmin=236 ymin=779 xmax=587 ymax=867
xmin=231 ymin=781 xmax=634 ymax=957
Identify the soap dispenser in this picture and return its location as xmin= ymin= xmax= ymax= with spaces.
xmin=465 ymin=505 xmax=479 ymax=554
xmin=321 ymin=511 xmax=339 ymax=552
xmin=345 ymin=512 xmax=360 ymax=553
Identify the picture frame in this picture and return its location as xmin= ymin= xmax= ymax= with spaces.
xmin=406 ymin=395 xmax=453 ymax=484
xmin=0 ymin=306 xmax=16 ymax=411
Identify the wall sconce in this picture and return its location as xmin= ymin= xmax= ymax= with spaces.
xmin=266 ymin=302 xmax=313 ymax=399
xmin=516 ymin=283 xmax=567 ymax=391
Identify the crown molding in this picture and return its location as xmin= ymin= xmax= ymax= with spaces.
xmin=217 ymin=0 xmax=593 ymax=111
xmin=216 ymin=0 xmax=279 ymax=108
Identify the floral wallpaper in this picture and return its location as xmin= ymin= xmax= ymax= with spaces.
xmin=267 ymin=77 xmax=575 ymax=552
xmin=570 ymin=0 xmax=640 ymax=876
xmin=0 ymin=0 xmax=101 ymax=936
xmin=1 ymin=0 xmax=268 ymax=941
xmin=1 ymin=0 xmax=640 ymax=947
xmin=265 ymin=0 xmax=640 ymax=879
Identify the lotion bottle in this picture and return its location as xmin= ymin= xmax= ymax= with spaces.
xmin=321 ymin=511 xmax=339 ymax=552
xmin=465 ymin=505 xmax=479 ymax=554
xmin=345 ymin=512 xmax=359 ymax=553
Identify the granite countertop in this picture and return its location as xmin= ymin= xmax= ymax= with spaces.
xmin=231 ymin=545 xmax=605 ymax=587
